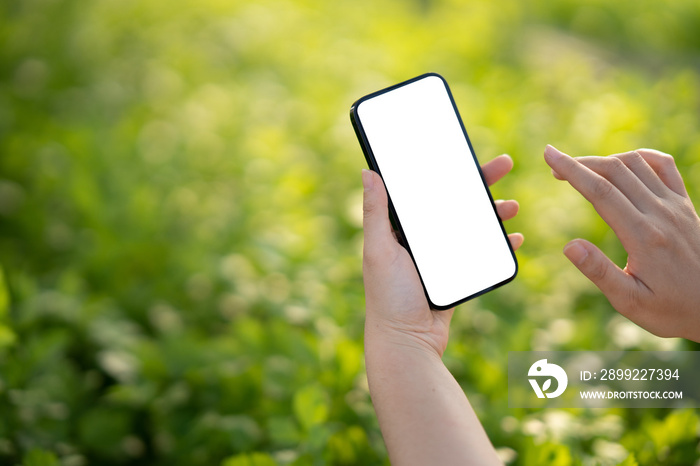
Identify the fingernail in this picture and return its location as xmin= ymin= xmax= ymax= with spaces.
xmin=544 ymin=145 xmax=566 ymax=161
xmin=563 ymin=241 xmax=588 ymax=265
xmin=362 ymin=169 xmax=374 ymax=191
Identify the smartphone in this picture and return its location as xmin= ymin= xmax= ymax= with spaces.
xmin=350 ymin=73 xmax=517 ymax=309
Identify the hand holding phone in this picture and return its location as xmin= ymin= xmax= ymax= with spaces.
xmin=351 ymin=73 xmax=518 ymax=309
xmin=361 ymin=149 xmax=521 ymax=466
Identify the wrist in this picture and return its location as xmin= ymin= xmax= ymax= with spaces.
xmin=364 ymin=317 xmax=445 ymax=361
xmin=364 ymin=324 xmax=447 ymax=402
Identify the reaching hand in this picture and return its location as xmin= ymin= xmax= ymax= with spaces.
xmin=544 ymin=145 xmax=700 ymax=342
xmin=362 ymin=154 xmax=524 ymax=356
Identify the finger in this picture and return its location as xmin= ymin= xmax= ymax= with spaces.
xmin=572 ymin=151 xmax=671 ymax=200
xmin=567 ymin=155 xmax=657 ymax=212
xmin=544 ymin=145 xmax=645 ymax=240
xmin=635 ymin=149 xmax=688 ymax=197
xmin=494 ymin=199 xmax=519 ymax=221
xmin=613 ymin=151 xmax=670 ymax=198
xmin=481 ymin=154 xmax=513 ymax=186
xmin=562 ymin=239 xmax=641 ymax=313
xmin=362 ymin=170 xmax=398 ymax=260
xmin=508 ymin=233 xmax=524 ymax=250
xmin=551 ymin=150 xmax=684 ymax=198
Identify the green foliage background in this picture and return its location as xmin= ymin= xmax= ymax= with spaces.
xmin=2 ymin=0 xmax=700 ymax=464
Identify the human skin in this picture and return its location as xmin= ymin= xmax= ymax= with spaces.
xmin=362 ymin=154 xmax=523 ymax=465
xmin=360 ymin=145 xmax=700 ymax=464
xmin=544 ymin=145 xmax=700 ymax=342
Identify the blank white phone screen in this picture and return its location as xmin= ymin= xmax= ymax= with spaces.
xmin=356 ymin=75 xmax=516 ymax=307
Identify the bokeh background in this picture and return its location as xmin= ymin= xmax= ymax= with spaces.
xmin=2 ymin=0 xmax=700 ymax=464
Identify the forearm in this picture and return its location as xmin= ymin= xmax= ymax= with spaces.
xmin=364 ymin=328 xmax=502 ymax=466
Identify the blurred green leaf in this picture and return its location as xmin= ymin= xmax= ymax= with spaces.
xmin=78 ymin=407 xmax=132 ymax=456
xmin=293 ymin=384 xmax=330 ymax=431
xmin=267 ymin=416 xmax=301 ymax=446
xmin=326 ymin=425 xmax=374 ymax=465
xmin=221 ymin=452 xmax=277 ymax=466
xmin=618 ymin=453 xmax=639 ymax=466
xmin=22 ymin=449 xmax=59 ymax=466
xmin=0 ymin=325 xmax=16 ymax=348
xmin=0 ymin=265 xmax=8 ymax=317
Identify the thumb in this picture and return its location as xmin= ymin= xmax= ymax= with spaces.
xmin=362 ymin=169 xmax=396 ymax=258
xmin=563 ymin=239 xmax=640 ymax=313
